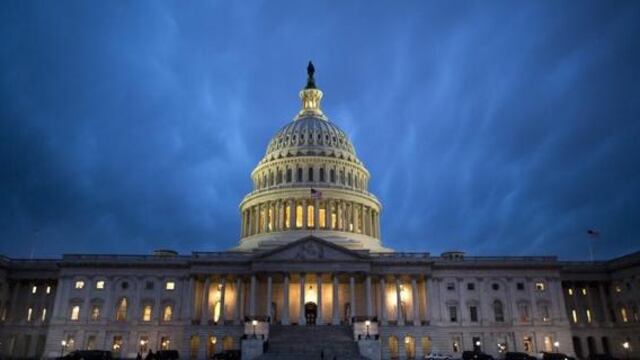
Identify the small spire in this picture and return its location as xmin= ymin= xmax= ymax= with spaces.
xmin=305 ymin=61 xmax=316 ymax=89
xmin=296 ymin=61 xmax=326 ymax=121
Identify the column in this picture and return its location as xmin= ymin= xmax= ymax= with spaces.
xmin=337 ymin=201 xmax=343 ymax=230
xmin=266 ymin=275 xmax=273 ymax=323
xmin=365 ymin=275 xmax=373 ymax=318
xmin=598 ymin=282 xmax=611 ymax=323
xmin=247 ymin=209 xmax=253 ymax=236
xmin=314 ymin=199 xmax=320 ymax=230
xmin=424 ymin=278 xmax=431 ymax=324
xmin=271 ymin=202 xmax=276 ymax=232
xmin=396 ymin=277 xmax=404 ymax=325
xmin=316 ymin=274 xmax=323 ymax=324
xmin=380 ymin=277 xmax=387 ymax=325
xmin=350 ymin=202 xmax=356 ymax=232
xmin=302 ymin=200 xmax=308 ymax=230
xmin=299 ymin=274 xmax=306 ymax=325
xmin=262 ymin=203 xmax=269 ymax=233
xmin=349 ymin=275 xmax=356 ymax=322
xmin=218 ymin=277 xmax=226 ymax=325
xmin=249 ymin=274 xmax=257 ymax=318
xmin=289 ymin=200 xmax=295 ymax=230
xmin=235 ymin=277 xmax=242 ymax=324
xmin=332 ymin=274 xmax=340 ymax=325
xmin=324 ymin=200 xmax=331 ymax=229
xmin=282 ymin=274 xmax=290 ymax=325
xmin=278 ymin=201 xmax=285 ymax=231
xmin=412 ymin=277 xmax=420 ymax=326
xmin=202 ymin=276 xmax=211 ymax=323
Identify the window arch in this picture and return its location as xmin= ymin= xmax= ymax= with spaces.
xmin=116 ymin=298 xmax=128 ymax=321
xmin=494 ymin=300 xmax=504 ymax=322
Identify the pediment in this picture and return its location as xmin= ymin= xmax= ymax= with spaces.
xmin=255 ymin=236 xmax=367 ymax=262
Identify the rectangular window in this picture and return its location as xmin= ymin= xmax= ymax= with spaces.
xmin=568 ymin=288 xmax=574 ymax=295
xmin=161 ymin=337 xmax=171 ymax=350
xmin=32 ymin=286 xmax=37 ymax=294
xmin=71 ymin=305 xmax=80 ymax=321
xmin=467 ymin=283 xmax=475 ymax=291
xmin=517 ymin=282 xmax=525 ymax=290
xmin=295 ymin=205 xmax=303 ymax=228
xmin=582 ymin=288 xmax=588 ymax=295
xmin=572 ymin=309 xmax=578 ymax=323
xmin=46 ymin=285 xmax=51 ymax=294
xmin=286 ymin=169 xmax=292 ymax=183
xmin=543 ymin=336 xmax=553 ymax=352
xmin=285 ymin=205 xmax=291 ymax=229
xmin=586 ymin=309 xmax=592 ymax=323
xmin=95 ymin=280 xmax=105 ymax=290
xmin=319 ymin=208 xmax=326 ymax=228
xmin=536 ymin=282 xmax=545 ymax=291
xmin=452 ymin=337 xmax=461 ymax=352
xmin=166 ymin=281 xmax=175 ymax=290
xmin=27 ymin=307 xmax=33 ymax=322
xmin=86 ymin=336 xmax=96 ymax=350
xmin=540 ymin=304 xmax=550 ymax=322
xmin=469 ymin=306 xmax=478 ymax=322
xmin=523 ymin=337 xmax=533 ymax=353
xmin=112 ymin=336 xmax=123 ymax=353
xmin=41 ymin=308 xmax=47 ymax=322
xmin=307 ymin=205 xmax=314 ymax=227
xmin=449 ymin=306 xmax=458 ymax=322
xmin=308 ymin=168 xmax=314 ymax=182
xmin=446 ymin=283 xmax=455 ymax=291
xmin=75 ymin=281 xmax=85 ymax=289
xmin=146 ymin=281 xmax=154 ymax=290
xmin=620 ymin=307 xmax=628 ymax=322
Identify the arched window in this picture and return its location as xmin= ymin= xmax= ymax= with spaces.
xmin=319 ymin=168 xmax=325 ymax=182
xmin=308 ymin=167 xmax=314 ymax=182
xmin=297 ymin=168 xmax=303 ymax=182
xmin=286 ymin=169 xmax=292 ymax=183
xmin=388 ymin=336 xmax=399 ymax=359
xmin=142 ymin=304 xmax=152 ymax=321
xmin=405 ymin=336 xmax=416 ymax=359
xmin=269 ymin=172 xmax=274 ymax=186
xmin=70 ymin=305 xmax=80 ymax=321
xmin=348 ymin=173 xmax=353 ymax=186
xmin=285 ymin=204 xmax=291 ymax=229
xmin=116 ymin=298 xmax=128 ymax=321
xmin=163 ymin=305 xmax=173 ymax=321
xmin=295 ymin=204 xmax=303 ymax=228
xmin=421 ymin=337 xmax=432 ymax=357
xmin=340 ymin=170 xmax=345 ymax=184
xmin=277 ymin=170 xmax=283 ymax=184
xmin=330 ymin=169 xmax=335 ymax=183
xmin=307 ymin=205 xmax=314 ymax=228
xmin=494 ymin=300 xmax=504 ymax=322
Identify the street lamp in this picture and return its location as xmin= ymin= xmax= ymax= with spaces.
xmin=365 ymin=320 xmax=371 ymax=339
xmin=475 ymin=341 xmax=482 ymax=352
xmin=553 ymin=341 xmax=560 ymax=353
xmin=622 ymin=341 xmax=630 ymax=360
xmin=252 ymin=319 xmax=258 ymax=339
xmin=60 ymin=340 xmax=67 ymax=357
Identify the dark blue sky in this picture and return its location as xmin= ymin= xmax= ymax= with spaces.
xmin=1 ymin=1 xmax=639 ymax=259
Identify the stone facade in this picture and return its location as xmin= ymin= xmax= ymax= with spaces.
xmin=0 ymin=66 xmax=638 ymax=359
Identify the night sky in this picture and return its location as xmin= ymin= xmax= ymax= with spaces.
xmin=1 ymin=1 xmax=639 ymax=259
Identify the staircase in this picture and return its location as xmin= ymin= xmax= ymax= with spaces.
xmin=256 ymin=325 xmax=366 ymax=360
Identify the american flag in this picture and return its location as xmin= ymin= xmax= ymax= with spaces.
xmin=587 ymin=229 xmax=600 ymax=238
xmin=311 ymin=188 xmax=322 ymax=200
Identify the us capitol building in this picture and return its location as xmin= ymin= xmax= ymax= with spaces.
xmin=1 ymin=64 xmax=639 ymax=360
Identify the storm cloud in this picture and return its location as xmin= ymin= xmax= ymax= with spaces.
xmin=1 ymin=1 xmax=639 ymax=259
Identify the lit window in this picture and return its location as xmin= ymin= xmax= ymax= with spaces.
xmin=535 ymin=282 xmax=545 ymax=291
xmin=581 ymin=288 xmax=587 ymax=295
xmin=568 ymin=288 xmax=574 ymax=295
xmin=620 ymin=307 xmax=628 ymax=322
xmin=27 ymin=307 xmax=33 ymax=322
xmin=32 ymin=286 xmax=37 ymax=294
xmin=452 ymin=337 xmax=461 ymax=352
xmin=116 ymin=298 xmax=127 ymax=321
xmin=163 ymin=305 xmax=173 ymax=321
xmin=41 ymin=308 xmax=47 ymax=322
xmin=319 ymin=207 xmax=326 ymax=228
xmin=285 ymin=205 xmax=291 ymax=229
xmin=112 ymin=336 xmax=123 ymax=353
xmin=295 ymin=205 xmax=303 ymax=228
xmin=307 ymin=205 xmax=314 ymax=228
xmin=165 ymin=281 xmax=175 ymax=290
xmin=90 ymin=305 xmax=100 ymax=321
xmin=161 ymin=337 xmax=171 ymax=350
xmin=70 ymin=305 xmax=80 ymax=321
xmin=142 ymin=305 xmax=152 ymax=321
xmin=571 ymin=309 xmax=578 ymax=323
xmin=46 ymin=286 xmax=51 ymax=294
xmin=615 ymin=285 xmax=622 ymax=293
xmin=96 ymin=280 xmax=105 ymax=290
xmin=586 ymin=309 xmax=592 ymax=323
xmin=75 ymin=281 xmax=85 ymax=289
xmin=523 ymin=336 xmax=533 ymax=352
xmin=540 ymin=303 xmax=550 ymax=322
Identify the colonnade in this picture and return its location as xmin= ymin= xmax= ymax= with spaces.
xmin=240 ymin=199 xmax=380 ymax=239
xmin=190 ymin=273 xmax=429 ymax=326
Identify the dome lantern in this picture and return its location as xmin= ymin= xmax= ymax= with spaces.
xmin=296 ymin=61 xmax=326 ymax=121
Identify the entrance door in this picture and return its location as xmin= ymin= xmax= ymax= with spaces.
xmin=305 ymin=302 xmax=317 ymax=325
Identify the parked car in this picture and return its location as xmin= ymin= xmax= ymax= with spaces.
xmin=59 ymin=350 xmax=114 ymax=360
xmin=504 ymin=352 xmax=537 ymax=360
xmin=155 ymin=350 xmax=179 ymax=360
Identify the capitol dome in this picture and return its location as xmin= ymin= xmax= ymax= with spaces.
xmin=237 ymin=62 xmax=390 ymax=253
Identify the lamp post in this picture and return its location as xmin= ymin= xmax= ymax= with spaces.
xmin=139 ymin=339 xmax=147 ymax=354
xmin=60 ymin=340 xmax=67 ymax=357
xmin=622 ymin=341 xmax=630 ymax=360
xmin=475 ymin=341 xmax=481 ymax=352
xmin=365 ymin=320 xmax=371 ymax=339
xmin=252 ymin=319 xmax=258 ymax=339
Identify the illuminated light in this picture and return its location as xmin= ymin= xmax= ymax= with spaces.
xmin=568 ymin=288 xmax=573 ymax=295
xmin=623 ymin=341 xmax=630 ymax=350
xmin=32 ymin=286 xmax=37 ymax=294
xmin=166 ymin=281 xmax=175 ymax=290
xmin=475 ymin=341 xmax=482 ymax=347
xmin=211 ymin=337 xmax=217 ymax=344
xmin=553 ymin=341 xmax=560 ymax=348
xmin=252 ymin=319 xmax=258 ymax=326
xmin=365 ymin=320 xmax=371 ymax=326
xmin=46 ymin=286 xmax=51 ymax=294
xmin=96 ymin=280 xmax=105 ymax=290
xmin=61 ymin=340 xmax=67 ymax=346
